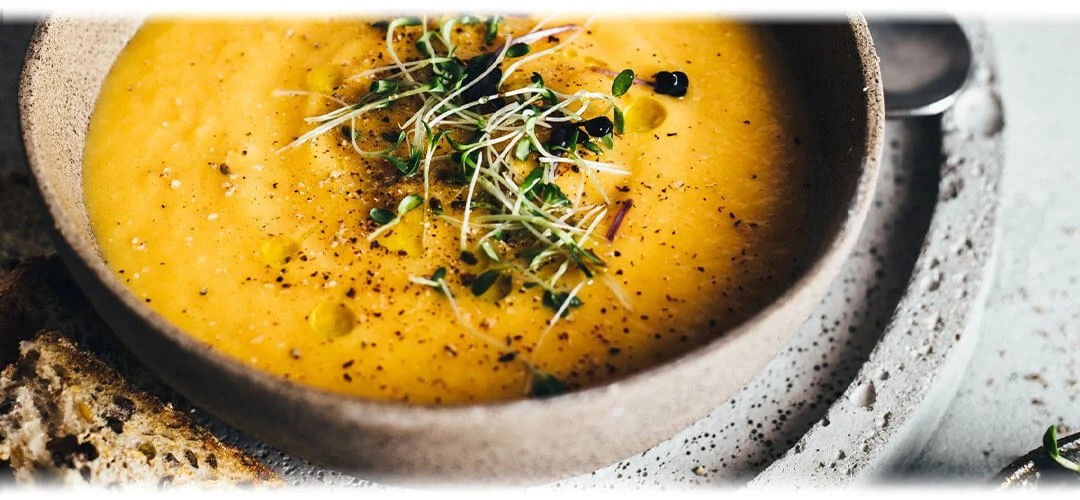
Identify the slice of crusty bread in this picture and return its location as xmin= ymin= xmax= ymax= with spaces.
xmin=0 ymin=257 xmax=284 ymax=487
xmin=0 ymin=330 xmax=281 ymax=487
xmin=0 ymin=255 xmax=176 ymax=403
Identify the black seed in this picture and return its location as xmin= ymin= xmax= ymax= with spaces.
xmin=653 ymin=71 xmax=689 ymax=97
xmin=184 ymin=449 xmax=199 ymax=468
xmin=105 ymin=416 xmax=124 ymax=434
xmin=460 ymin=250 xmax=479 ymax=265
xmin=112 ymin=396 xmax=136 ymax=418
xmin=548 ymin=126 xmax=571 ymax=149
xmin=582 ymin=116 xmax=614 ymax=137
xmin=498 ymin=352 xmax=517 ymax=363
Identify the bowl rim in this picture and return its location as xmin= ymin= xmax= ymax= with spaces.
xmin=18 ymin=15 xmax=884 ymax=427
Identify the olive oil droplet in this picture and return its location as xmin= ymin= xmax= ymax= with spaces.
xmin=309 ymin=301 xmax=356 ymax=337
xmin=624 ymin=97 xmax=667 ymax=133
xmin=261 ymin=235 xmax=299 ymax=267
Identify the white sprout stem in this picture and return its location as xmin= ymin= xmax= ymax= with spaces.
xmin=582 ymin=160 xmax=613 ymax=205
xmin=534 ymin=278 xmax=589 ymax=355
xmin=366 ymin=216 xmax=403 ymax=242
xmin=504 ymin=263 xmax=561 ymax=294
xmin=458 ymin=153 xmax=485 ymax=249
xmin=437 ymin=279 xmax=503 ymax=350
xmin=277 ymin=85 xmax=433 ymax=153
xmin=500 ymin=25 xmax=582 ymax=85
xmin=527 ymin=13 xmax=559 ymax=33
xmin=598 ymin=273 xmax=634 ymax=311
xmin=428 ymin=87 xmax=547 ymax=129
xmin=539 ymin=156 xmax=630 ymax=176
xmin=343 ymin=57 xmax=452 ymax=84
xmin=547 ymin=259 xmax=572 ymax=290
xmin=576 ymin=205 xmax=609 ymax=248
xmin=386 ymin=20 xmax=417 ymax=83
xmin=408 ymin=275 xmax=439 ymax=287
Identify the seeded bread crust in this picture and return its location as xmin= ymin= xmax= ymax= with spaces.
xmin=0 ymin=256 xmax=173 ymax=398
xmin=0 ymin=257 xmax=282 ymax=487
xmin=0 ymin=330 xmax=282 ymax=487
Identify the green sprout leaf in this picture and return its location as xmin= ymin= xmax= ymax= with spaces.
xmin=479 ymin=240 xmax=500 ymax=262
xmin=485 ymin=16 xmax=503 ymax=44
xmin=415 ymin=31 xmax=436 ymax=57
xmin=387 ymin=149 xmax=422 ymax=176
xmin=520 ymin=167 xmax=544 ymax=194
xmin=370 ymin=79 xmax=399 ymax=95
xmin=1044 ymin=425 xmax=1080 ymax=473
xmin=431 ymin=266 xmax=447 ymax=283
xmin=369 ymin=208 xmax=396 ymax=225
xmin=612 ymin=69 xmax=635 ymax=97
xmin=601 ymin=133 xmax=615 ymax=150
xmin=514 ymin=138 xmax=533 ymax=161
xmin=471 ymin=269 xmax=502 ymax=296
xmin=394 ymin=16 xmax=423 ymax=28
xmin=397 ymin=194 xmax=423 ymax=215
xmin=429 ymin=198 xmax=444 ymax=215
xmin=518 ymin=166 xmax=544 ymax=193
xmin=528 ymin=366 xmax=566 ymax=399
xmin=613 ymin=106 xmax=625 ymax=134
xmin=542 ymin=290 xmax=584 ymax=316
xmin=536 ymin=183 xmax=570 ymax=208
xmin=507 ymin=43 xmax=531 ymax=58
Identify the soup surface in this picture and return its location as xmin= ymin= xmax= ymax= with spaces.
xmin=84 ymin=16 xmax=811 ymax=404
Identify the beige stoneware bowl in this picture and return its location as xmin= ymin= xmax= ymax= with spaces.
xmin=19 ymin=16 xmax=883 ymax=484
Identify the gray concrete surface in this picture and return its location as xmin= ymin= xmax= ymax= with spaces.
xmin=903 ymin=21 xmax=1080 ymax=480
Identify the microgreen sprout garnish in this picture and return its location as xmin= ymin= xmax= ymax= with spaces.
xmin=590 ymin=67 xmax=690 ymax=98
xmin=525 ymin=362 xmax=566 ymax=398
xmin=410 ymin=266 xmax=449 ymax=290
xmin=281 ymin=15 xmax=657 ymax=398
xmin=611 ymin=69 xmax=634 ymax=97
xmin=470 ymin=269 xmax=502 ymax=296
xmin=542 ymin=290 xmax=583 ymax=316
xmin=507 ymin=43 xmax=531 ymax=58
xmin=367 ymin=194 xmax=423 ymax=241
xmin=369 ymin=208 xmax=396 ymax=225
xmin=1044 ymin=425 xmax=1080 ymax=473
xmin=485 ymin=16 xmax=503 ymax=44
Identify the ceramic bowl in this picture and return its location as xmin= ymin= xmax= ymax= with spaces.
xmin=19 ymin=16 xmax=883 ymax=484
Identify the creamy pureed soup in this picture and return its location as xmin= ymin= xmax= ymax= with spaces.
xmin=84 ymin=17 xmax=811 ymax=404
